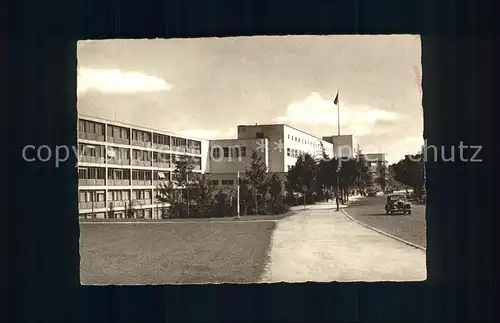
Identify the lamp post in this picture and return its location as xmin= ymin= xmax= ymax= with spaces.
xmin=237 ymin=172 xmax=240 ymax=219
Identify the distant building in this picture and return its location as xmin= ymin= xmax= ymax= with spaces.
xmin=207 ymin=124 xmax=335 ymax=189
xmin=362 ymin=153 xmax=388 ymax=191
xmin=322 ymin=135 xmax=359 ymax=159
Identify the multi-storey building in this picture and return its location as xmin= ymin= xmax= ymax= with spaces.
xmin=362 ymin=153 xmax=388 ymax=193
xmin=77 ymin=114 xmax=209 ymax=219
xmin=207 ymin=124 xmax=335 ymax=188
xmin=322 ymin=135 xmax=360 ymax=159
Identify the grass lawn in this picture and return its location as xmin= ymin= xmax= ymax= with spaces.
xmin=80 ymin=221 xmax=276 ymax=284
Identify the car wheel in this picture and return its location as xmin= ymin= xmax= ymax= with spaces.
xmin=408 ymin=211 xmax=412 ymax=215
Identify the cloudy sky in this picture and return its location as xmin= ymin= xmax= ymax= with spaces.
xmin=77 ymin=35 xmax=423 ymax=164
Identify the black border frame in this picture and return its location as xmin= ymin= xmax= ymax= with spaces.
xmin=6 ymin=0 xmax=494 ymax=321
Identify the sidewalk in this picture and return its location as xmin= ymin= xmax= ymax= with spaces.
xmin=260 ymin=205 xmax=426 ymax=283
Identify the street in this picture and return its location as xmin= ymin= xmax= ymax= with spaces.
xmin=343 ymin=195 xmax=427 ymax=248
xmin=260 ymin=203 xmax=426 ymax=282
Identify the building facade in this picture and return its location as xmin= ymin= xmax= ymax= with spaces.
xmin=363 ymin=153 xmax=388 ymax=192
xmin=322 ymin=135 xmax=360 ymax=159
xmin=77 ymin=114 xmax=209 ymax=219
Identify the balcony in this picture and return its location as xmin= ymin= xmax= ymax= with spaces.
xmin=107 ymin=158 xmax=130 ymax=166
xmin=108 ymin=200 xmax=126 ymax=208
xmin=186 ymin=148 xmax=201 ymax=155
xmin=79 ymin=179 xmax=105 ymax=186
xmin=131 ymin=140 xmax=152 ymax=148
xmin=152 ymin=143 xmax=170 ymax=151
xmin=79 ymin=156 xmax=106 ymax=164
xmin=131 ymin=159 xmax=152 ymax=167
xmin=78 ymin=132 xmax=105 ymax=142
xmin=132 ymin=199 xmax=152 ymax=206
xmin=152 ymin=162 xmax=171 ymax=169
xmin=107 ymin=179 xmax=130 ymax=186
xmin=107 ymin=136 xmax=130 ymax=145
xmin=79 ymin=201 xmax=106 ymax=209
xmin=153 ymin=179 xmax=168 ymax=187
xmin=171 ymin=146 xmax=186 ymax=153
xmin=132 ymin=180 xmax=152 ymax=186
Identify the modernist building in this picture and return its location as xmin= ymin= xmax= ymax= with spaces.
xmin=77 ymin=114 xmax=209 ymax=219
xmin=207 ymin=124 xmax=335 ymax=188
xmin=362 ymin=153 xmax=389 ymax=189
xmin=322 ymin=134 xmax=360 ymax=159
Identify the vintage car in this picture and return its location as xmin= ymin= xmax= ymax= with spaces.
xmin=385 ymin=194 xmax=412 ymax=215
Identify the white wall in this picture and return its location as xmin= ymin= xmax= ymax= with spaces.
xmin=284 ymin=125 xmax=334 ymax=171
xmin=208 ymin=138 xmax=269 ymax=174
xmin=237 ymin=125 xmax=285 ymax=173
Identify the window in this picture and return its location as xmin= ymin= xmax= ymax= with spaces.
xmin=121 ymin=129 xmax=129 ymax=139
xmin=97 ymin=192 xmax=105 ymax=202
xmin=79 ymin=191 xmax=86 ymax=202
xmin=210 ymin=180 xmax=219 ymax=185
xmin=212 ymin=147 xmax=221 ymax=158
xmin=78 ymin=168 xmax=87 ymax=179
xmin=287 ymin=148 xmax=291 ymax=156
xmin=145 ymin=191 xmax=151 ymax=199
xmin=256 ymin=132 xmax=264 ymax=139
xmin=86 ymin=121 xmax=95 ymax=134
xmin=233 ymin=147 xmax=240 ymax=158
xmin=223 ymin=147 xmax=229 ymax=158
xmin=115 ymin=169 xmax=123 ymax=180
xmin=222 ymin=180 xmax=234 ymax=185
xmin=95 ymin=124 xmax=103 ymax=135
xmin=79 ymin=120 xmax=85 ymax=132
xmin=241 ymin=147 xmax=246 ymax=157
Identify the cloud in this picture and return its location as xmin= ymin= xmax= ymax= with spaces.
xmin=77 ymin=68 xmax=174 ymax=94
xmin=178 ymin=128 xmax=237 ymax=140
xmin=384 ymin=136 xmax=425 ymax=164
xmin=275 ymin=92 xmax=399 ymax=136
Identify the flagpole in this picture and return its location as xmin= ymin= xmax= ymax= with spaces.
xmin=335 ymin=90 xmax=341 ymax=211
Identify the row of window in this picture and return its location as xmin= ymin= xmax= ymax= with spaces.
xmin=78 ymin=119 xmax=202 ymax=148
xmin=287 ymin=134 xmax=318 ymax=146
xmin=78 ymin=190 xmax=153 ymax=202
xmin=78 ymin=168 xmax=176 ymax=181
xmin=210 ymin=179 xmax=235 ymax=185
xmin=287 ymin=148 xmax=310 ymax=158
xmin=211 ymin=146 xmax=247 ymax=158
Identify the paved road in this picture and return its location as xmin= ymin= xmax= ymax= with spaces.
xmin=343 ymin=195 xmax=427 ymax=248
xmin=260 ymin=204 xmax=426 ymax=283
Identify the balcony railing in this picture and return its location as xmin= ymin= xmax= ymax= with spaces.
xmin=186 ymin=148 xmax=201 ymax=154
xmin=152 ymin=162 xmax=171 ymax=169
xmin=107 ymin=158 xmax=130 ymax=165
xmin=131 ymin=160 xmax=152 ymax=167
xmin=78 ymin=179 xmax=106 ymax=186
xmin=152 ymin=143 xmax=170 ymax=151
xmin=131 ymin=180 xmax=152 ymax=186
xmin=132 ymin=199 xmax=152 ymax=206
xmin=153 ymin=179 xmax=168 ymax=187
xmin=171 ymin=146 xmax=186 ymax=153
xmin=79 ymin=156 xmax=106 ymax=164
xmin=131 ymin=140 xmax=152 ymax=148
xmin=107 ymin=200 xmax=126 ymax=207
xmin=107 ymin=179 xmax=130 ymax=186
xmin=79 ymin=132 xmax=105 ymax=142
xmin=79 ymin=201 xmax=106 ymax=209
xmin=107 ymin=136 xmax=130 ymax=145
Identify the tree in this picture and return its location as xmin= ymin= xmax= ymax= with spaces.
xmin=238 ymin=178 xmax=255 ymax=216
xmin=190 ymin=173 xmax=215 ymax=217
xmin=157 ymin=154 xmax=196 ymax=218
xmin=375 ymin=162 xmax=389 ymax=192
xmin=391 ymin=154 xmax=425 ymax=197
xmin=354 ymin=152 xmax=371 ymax=194
xmin=245 ymin=149 xmax=269 ymax=214
xmin=286 ymin=153 xmax=318 ymax=204
xmin=267 ymin=173 xmax=284 ymax=210
xmin=125 ymin=200 xmax=136 ymax=219
xmin=107 ymin=201 xmax=115 ymax=219
xmin=337 ymin=158 xmax=359 ymax=203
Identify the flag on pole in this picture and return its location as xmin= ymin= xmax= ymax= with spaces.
xmin=333 ymin=91 xmax=339 ymax=105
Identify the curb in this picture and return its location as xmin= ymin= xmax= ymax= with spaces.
xmin=340 ymin=208 xmax=426 ymax=251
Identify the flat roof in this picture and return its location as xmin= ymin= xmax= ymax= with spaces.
xmin=78 ymin=113 xmax=206 ymax=141
xmin=237 ymin=123 xmax=332 ymax=142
